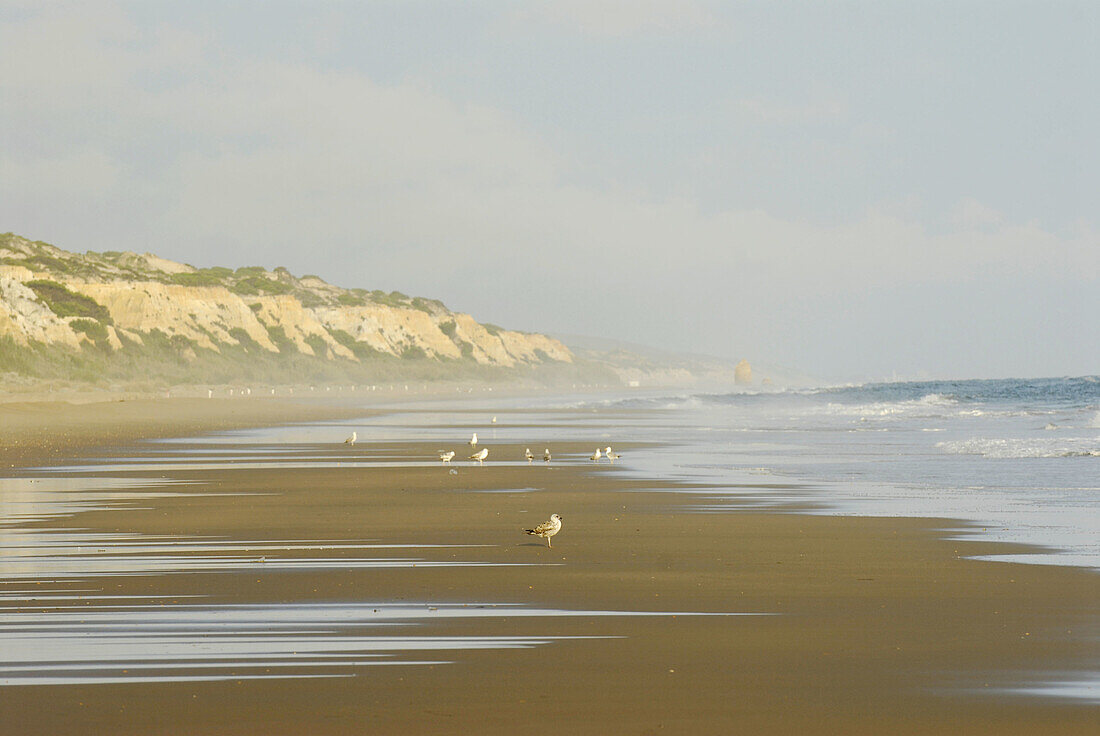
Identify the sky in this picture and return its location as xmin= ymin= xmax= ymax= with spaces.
xmin=1 ymin=1 xmax=1097 ymax=381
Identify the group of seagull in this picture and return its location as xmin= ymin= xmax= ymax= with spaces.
xmin=437 ymin=432 xmax=555 ymax=465
xmin=589 ymin=446 xmax=621 ymax=463
xmin=342 ymin=425 xmax=572 ymax=549
xmin=437 ymin=432 xmax=620 ymax=467
xmin=345 ymin=428 xmax=620 ymax=467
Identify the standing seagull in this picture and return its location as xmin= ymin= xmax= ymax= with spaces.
xmin=524 ymin=514 xmax=563 ymax=548
xmin=439 ymin=450 xmax=455 ymax=464
xmin=344 ymin=431 xmax=357 ymax=445
xmin=469 ymin=432 xmax=478 ymax=446
xmin=525 ymin=448 xmax=534 ymax=464
xmin=469 ymin=447 xmax=489 ymax=464
xmin=605 ymin=446 xmax=620 ymax=463
xmin=543 ymin=448 xmax=552 ymax=463
xmin=590 ymin=448 xmax=602 ymax=462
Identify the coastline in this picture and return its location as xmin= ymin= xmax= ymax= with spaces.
xmin=1 ymin=399 xmax=1097 ymax=733
xmin=0 ymin=396 xmax=371 ymax=468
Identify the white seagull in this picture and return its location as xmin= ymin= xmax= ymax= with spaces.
xmin=590 ymin=448 xmax=602 ymax=462
xmin=344 ymin=431 xmax=357 ymax=445
xmin=439 ymin=450 xmax=456 ymax=464
xmin=469 ymin=432 xmax=478 ymax=446
xmin=469 ymin=447 xmax=489 ymax=464
xmin=524 ymin=514 xmax=563 ymax=548
xmin=605 ymin=446 xmax=620 ymax=463
xmin=525 ymin=448 xmax=534 ymax=464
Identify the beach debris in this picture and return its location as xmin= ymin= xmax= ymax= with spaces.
xmin=469 ymin=432 xmax=478 ymax=446
xmin=525 ymin=448 xmax=534 ymax=463
xmin=344 ymin=431 xmax=357 ymax=445
xmin=590 ymin=448 xmax=602 ymax=462
xmin=439 ymin=450 xmax=456 ymax=463
xmin=469 ymin=447 xmax=488 ymax=464
xmin=543 ymin=448 xmax=552 ymax=463
xmin=524 ymin=514 xmax=563 ymax=548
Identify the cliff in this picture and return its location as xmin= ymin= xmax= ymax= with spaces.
xmin=0 ymin=233 xmax=580 ymax=386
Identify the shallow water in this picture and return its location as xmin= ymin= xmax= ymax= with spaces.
xmin=1 ymin=600 xmax=743 ymax=686
xmin=0 ymin=433 xmax=755 ymax=690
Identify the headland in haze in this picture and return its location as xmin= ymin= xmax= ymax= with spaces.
xmin=0 ymin=232 xmax=758 ymax=395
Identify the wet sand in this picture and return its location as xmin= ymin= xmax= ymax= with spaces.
xmin=0 ymin=397 xmax=369 ymax=468
xmin=1 ymin=404 xmax=1098 ymax=734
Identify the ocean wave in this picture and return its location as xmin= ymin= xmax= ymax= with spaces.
xmin=811 ymin=375 xmax=1100 ymax=407
xmin=937 ymin=437 xmax=1100 ymax=459
xmin=586 ymin=394 xmax=700 ymax=410
xmin=574 ymin=376 xmax=1100 ymax=420
xmin=813 ymin=393 xmax=962 ymax=420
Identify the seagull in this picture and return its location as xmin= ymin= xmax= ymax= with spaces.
xmin=525 ymin=448 xmax=534 ymax=463
xmin=605 ymin=446 xmax=620 ymax=463
xmin=543 ymin=448 xmax=551 ymax=463
xmin=469 ymin=432 xmax=478 ymax=446
xmin=524 ymin=514 xmax=563 ymax=548
xmin=439 ymin=450 xmax=456 ymax=463
xmin=491 ymin=416 xmax=497 ymax=424
xmin=590 ymin=448 xmax=602 ymax=462
xmin=469 ymin=447 xmax=488 ymax=464
xmin=344 ymin=431 xmax=357 ymax=445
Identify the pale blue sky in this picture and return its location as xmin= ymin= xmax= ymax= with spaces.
xmin=1 ymin=1 xmax=1096 ymax=380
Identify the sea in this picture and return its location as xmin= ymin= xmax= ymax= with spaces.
xmin=565 ymin=375 xmax=1100 ymax=570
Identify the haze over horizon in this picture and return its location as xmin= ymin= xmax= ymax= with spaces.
xmin=2 ymin=1 xmax=1096 ymax=383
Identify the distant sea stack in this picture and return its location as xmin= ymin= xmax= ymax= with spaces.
xmin=734 ymin=359 xmax=753 ymax=385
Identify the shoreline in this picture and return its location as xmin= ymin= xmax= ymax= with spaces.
xmin=1 ymin=399 xmax=1097 ymax=733
xmin=0 ymin=396 xmax=371 ymax=469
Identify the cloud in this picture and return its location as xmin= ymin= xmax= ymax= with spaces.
xmin=511 ymin=0 xmax=718 ymax=37
xmin=951 ymin=197 xmax=1005 ymax=230
xmin=3 ymin=3 xmax=1095 ymax=290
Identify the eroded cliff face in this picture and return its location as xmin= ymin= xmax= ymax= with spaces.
xmin=0 ymin=233 xmax=573 ymax=370
xmin=0 ymin=265 xmax=84 ymax=349
xmin=75 ymin=282 xmax=277 ymax=352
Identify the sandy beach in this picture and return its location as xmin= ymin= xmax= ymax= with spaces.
xmin=1 ymin=398 xmax=1098 ymax=734
xmin=0 ymin=397 xmax=371 ymax=469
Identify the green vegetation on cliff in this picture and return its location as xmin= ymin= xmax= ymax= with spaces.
xmin=24 ymin=280 xmax=113 ymax=324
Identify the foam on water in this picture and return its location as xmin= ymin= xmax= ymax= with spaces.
xmin=938 ymin=437 xmax=1100 ymax=458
